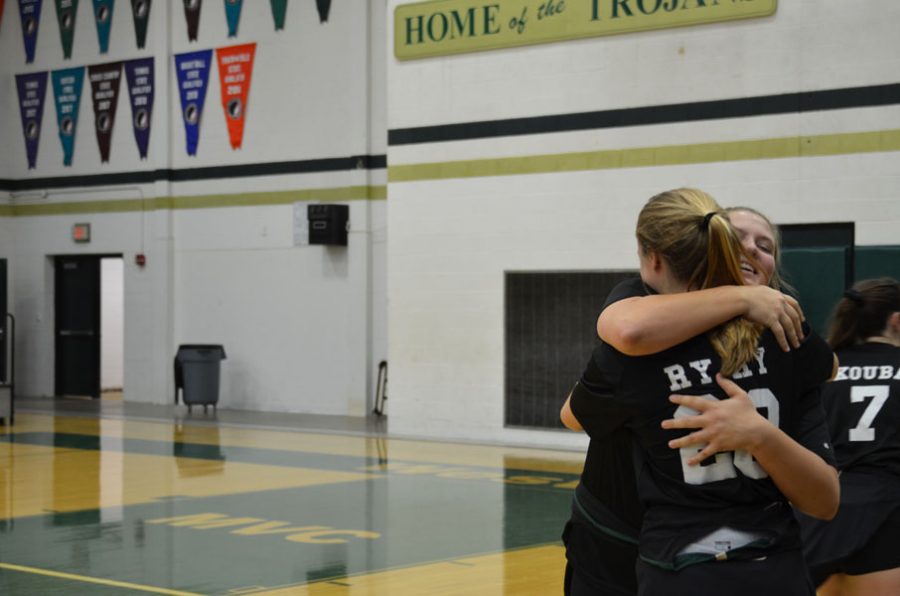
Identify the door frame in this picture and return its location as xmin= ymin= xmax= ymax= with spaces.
xmin=53 ymin=253 xmax=123 ymax=398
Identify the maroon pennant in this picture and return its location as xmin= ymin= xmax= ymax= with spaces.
xmin=88 ymin=61 xmax=123 ymax=163
xmin=183 ymin=0 xmax=201 ymax=41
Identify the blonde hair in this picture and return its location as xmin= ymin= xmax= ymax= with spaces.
xmin=636 ymin=189 xmax=762 ymax=375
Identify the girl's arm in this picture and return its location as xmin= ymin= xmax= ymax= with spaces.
xmin=599 ymin=285 xmax=804 ymax=355
xmin=560 ymin=394 xmax=582 ymax=431
xmin=662 ymin=374 xmax=839 ymax=520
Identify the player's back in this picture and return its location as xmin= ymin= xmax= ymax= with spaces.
xmin=610 ymin=328 xmax=833 ymax=568
xmin=825 ymin=342 xmax=900 ymax=474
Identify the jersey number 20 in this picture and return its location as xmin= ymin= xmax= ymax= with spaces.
xmin=674 ymin=389 xmax=780 ymax=485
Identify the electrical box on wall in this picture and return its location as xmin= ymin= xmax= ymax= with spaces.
xmin=307 ymin=204 xmax=349 ymax=246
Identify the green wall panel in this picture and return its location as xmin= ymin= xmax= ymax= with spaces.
xmin=855 ymin=246 xmax=900 ymax=281
xmin=781 ymin=247 xmax=849 ymax=337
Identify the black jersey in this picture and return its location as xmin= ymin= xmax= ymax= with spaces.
xmin=570 ymin=278 xmax=648 ymax=530
xmin=823 ymin=342 xmax=900 ymax=474
xmin=572 ymin=316 xmax=835 ymax=570
xmin=572 ymin=278 xmax=647 ymax=527
xmin=797 ymin=341 xmax=900 ymax=581
xmin=564 ymin=278 xmax=647 ymax=595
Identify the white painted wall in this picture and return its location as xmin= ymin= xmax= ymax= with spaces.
xmin=4 ymin=0 xmax=896 ymax=445
xmin=1 ymin=1 xmax=388 ymax=415
xmin=386 ymin=0 xmax=900 ymax=447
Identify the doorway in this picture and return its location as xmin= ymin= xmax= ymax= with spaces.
xmin=100 ymin=258 xmax=124 ymax=400
xmin=54 ymin=255 xmax=124 ymax=399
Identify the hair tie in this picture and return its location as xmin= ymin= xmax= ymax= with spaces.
xmin=701 ymin=211 xmax=717 ymax=230
xmin=843 ymin=288 xmax=864 ymax=305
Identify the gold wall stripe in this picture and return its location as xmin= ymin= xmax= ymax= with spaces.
xmin=3 ymin=128 xmax=898 ymax=216
xmin=0 ymin=562 xmax=202 ymax=596
xmin=388 ymin=129 xmax=900 ymax=183
xmin=3 ymin=185 xmax=386 ymax=217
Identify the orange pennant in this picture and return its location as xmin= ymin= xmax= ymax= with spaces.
xmin=215 ymin=42 xmax=256 ymax=150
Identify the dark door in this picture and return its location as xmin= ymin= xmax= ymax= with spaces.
xmin=55 ymin=256 xmax=101 ymax=398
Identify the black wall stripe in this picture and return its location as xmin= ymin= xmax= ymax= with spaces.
xmin=389 ymin=82 xmax=900 ymax=146
xmin=5 ymin=82 xmax=896 ymax=191
xmin=0 ymin=155 xmax=388 ymax=192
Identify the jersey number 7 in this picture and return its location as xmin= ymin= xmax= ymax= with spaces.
xmin=848 ymin=385 xmax=890 ymax=442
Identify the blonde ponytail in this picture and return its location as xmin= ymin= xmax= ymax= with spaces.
xmin=637 ymin=188 xmax=762 ymax=375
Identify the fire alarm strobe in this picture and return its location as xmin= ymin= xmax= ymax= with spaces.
xmin=72 ymin=223 xmax=91 ymax=243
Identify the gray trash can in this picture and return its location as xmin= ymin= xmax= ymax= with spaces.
xmin=175 ymin=344 xmax=226 ymax=413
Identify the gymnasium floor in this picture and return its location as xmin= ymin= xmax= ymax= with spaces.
xmin=0 ymin=398 xmax=584 ymax=595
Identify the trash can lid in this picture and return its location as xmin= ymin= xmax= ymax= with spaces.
xmin=176 ymin=344 xmax=226 ymax=360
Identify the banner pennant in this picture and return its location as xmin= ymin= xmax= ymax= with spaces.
xmin=315 ymin=0 xmax=329 ymax=23
xmin=51 ymin=66 xmax=85 ymax=166
xmin=129 ymin=0 xmax=151 ymax=48
xmin=175 ymin=49 xmax=212 ymax=156
xmin=18 ymin=0 xmax=44 ymax=63
xmin=183 ymin=0 xmax=200 ymax=41
xmin=54 ymin=0 xmax=79 ymax=59
xmin=269 ymin=0 xmax=286 ymax=30
xmin=223 ymin=0 xmax=241 ymax=37
xmin=124 ymin=57 xmax=154 ymax=159
xmin=15 ymin=71 xmax=49 ymax=169
xmin=92 ymin=0 xmax=114 ymax=53
xmin=215 ymin=42 xmax=255 ymax=150
xmin=88 ymin=61 xmax=123 ymax=163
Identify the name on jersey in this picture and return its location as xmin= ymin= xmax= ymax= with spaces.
xmin=662 ymin=348 xmax=768 ymax=392
xmin=834 ymin=365 xmax=900 ymax=382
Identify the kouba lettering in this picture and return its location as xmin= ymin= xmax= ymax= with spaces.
xmin=404 ymin=4 xmax=501 ymax=45
xmin=834 ymin=365 xmax=900 ymax=382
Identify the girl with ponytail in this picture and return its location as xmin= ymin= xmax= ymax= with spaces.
xmin=799 ymin=278 xmax=900 ymax=596
xmin=560 ymin=188 xmax=838 ymax=596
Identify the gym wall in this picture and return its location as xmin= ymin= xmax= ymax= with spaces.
xmin=386 ymin=0 xmax=900 ymax=447
xmin=0 ymin=1 xmax=388 ymax=416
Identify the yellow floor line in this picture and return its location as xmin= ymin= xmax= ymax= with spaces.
xmin=0 ymin=562 xmax=203 ymax=595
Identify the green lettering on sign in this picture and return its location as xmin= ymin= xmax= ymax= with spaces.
xmin=395 ymin=0 xmax=775 ymax=60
